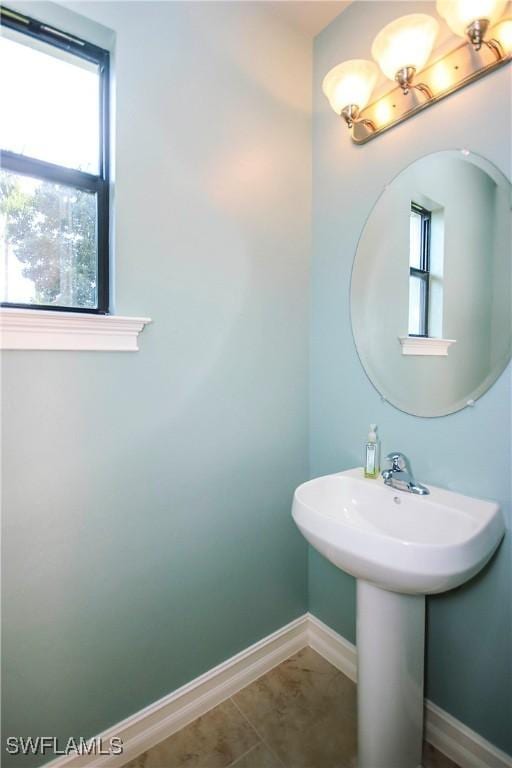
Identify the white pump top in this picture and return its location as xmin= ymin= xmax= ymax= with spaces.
xmin=368 ymin=424 xmax=378 ymax=443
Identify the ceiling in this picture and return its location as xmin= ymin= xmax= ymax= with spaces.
xmin=269 ymin=1 xmax=351 ymax=38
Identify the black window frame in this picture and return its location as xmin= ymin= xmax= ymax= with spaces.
xmin=0 ymin=6 xmax=110 ymax=314
xmin=409 ymin=202 xmax=431 ymax=338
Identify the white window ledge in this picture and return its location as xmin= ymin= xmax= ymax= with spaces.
xmin=0 ymin=308 xmax=152 ymax=351
xmin=399 ymin=336 xmax=456 ymax=356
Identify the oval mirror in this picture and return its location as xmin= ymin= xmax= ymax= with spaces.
xmin=351 ymin=150 xmax=511 ymax=417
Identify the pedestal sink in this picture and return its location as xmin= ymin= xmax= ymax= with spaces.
xmin=292 ymin=468 xmax=504 ymax=768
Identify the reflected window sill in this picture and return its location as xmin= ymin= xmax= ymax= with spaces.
xmin=399 ymin=336 xmax=456 ymax=357
xmin=0 ymin=307 xmax=152 ymax=351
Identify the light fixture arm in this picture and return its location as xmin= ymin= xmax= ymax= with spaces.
xmin=466 ymin=18 xmax=505 ymax=59
xmin=414 ymin=82 xmax=435 ymax=99
xmin=484 ymin=37 xmax=505 ymax=60
xmin=340 ymin=104 xmax=377 ymax=132
xmin=394 ymin=67 xmax=434 ymax=99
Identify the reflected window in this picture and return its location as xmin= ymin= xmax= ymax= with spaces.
xmin=408 ymin=203 xmax=431 ymax=336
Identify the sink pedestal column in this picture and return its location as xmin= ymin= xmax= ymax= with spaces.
xmin=357 ymin=580 xmax=425 ymax=768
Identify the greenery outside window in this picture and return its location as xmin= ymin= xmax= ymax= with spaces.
xmin=0 ymin=6 xmax=110 ymax=313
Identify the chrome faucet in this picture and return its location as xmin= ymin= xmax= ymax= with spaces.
xmin=381 ymin=452 xmax=429 ymax=495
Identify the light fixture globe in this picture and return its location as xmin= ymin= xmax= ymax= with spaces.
xmin=436 ymin=0 xmax=507 ymax=49
xmin=495 ymin=18 xmax=512 ymax=53
xmin=322 ymin=59 xmax=378 ymax=126
xmin=371 ymin=13 xmax=439 ymax=84
xmin=437 ymin=0 xmax=507 ymax=36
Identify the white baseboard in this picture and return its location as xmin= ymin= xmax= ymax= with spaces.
xmin=45 ymin=615 xmax=310 ymax=768
xmin=425 ymin=700 xmax=512 ymax=768
xmin=307 ymin=613 xmax=357 ymax=683
xmin=44 ymin=613 xmax=511 ymax=768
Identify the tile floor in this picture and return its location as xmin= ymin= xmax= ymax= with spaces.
xmin=123 ymin=647 xmax=459 ymax=768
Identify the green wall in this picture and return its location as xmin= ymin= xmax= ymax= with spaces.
xmin=311 ymin=0 xmax=511 ymax=754
xmin=1 ymin=3 xmax=311 ymax=764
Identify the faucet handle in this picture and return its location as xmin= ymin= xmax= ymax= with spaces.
xmin=385 ymin=452 xmax=409 ymax=472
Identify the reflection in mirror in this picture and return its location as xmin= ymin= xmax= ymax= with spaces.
xmin=408 ymin=203 xmax=431 ymax=337
xmin=351 ymin=150 xmax=511 ymax=417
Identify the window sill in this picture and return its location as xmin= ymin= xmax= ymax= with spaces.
xmin=0 ymin=308 xmax=152 ymax=351
xmin=398 ymin=336 xmax=456 ymax=356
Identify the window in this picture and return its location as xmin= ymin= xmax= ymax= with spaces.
xmin=0 ymin=6 xmax=110 ymax=313
xmin=408 ymin=202 xmax=431 ymax=337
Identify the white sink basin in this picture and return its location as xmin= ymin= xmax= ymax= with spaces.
xmin=292 ymin=467 xmax=505 ymax=768
xmin=292 ymin=467 xmax=504 ymax=595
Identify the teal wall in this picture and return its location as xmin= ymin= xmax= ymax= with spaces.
xmin=3 ymin=1 xmax=511 ymax=763
xmin=1 ymin=3 xmax=311 ymax=764
xmin=311 ymin=0 xmax=511 ymax=755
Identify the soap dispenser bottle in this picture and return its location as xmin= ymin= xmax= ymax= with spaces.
xmin=364 ymin=424 xmax=380 ymax=479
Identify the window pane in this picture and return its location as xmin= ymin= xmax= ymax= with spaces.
xmin=0 ymin=170 xmax=98 ymax=308
xmin=408 ymin=275 xmax=423 ymax=335
xmin=409 ymin=209 xmax=422 ymax=268
xmin=0 ymin=29 xmax=100 ymax=173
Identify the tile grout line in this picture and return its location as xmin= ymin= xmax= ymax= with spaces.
xmin=226 ymin=742 xmax=261 ymax=767
xmin=230 ymin=696 xmax=287 ymax=768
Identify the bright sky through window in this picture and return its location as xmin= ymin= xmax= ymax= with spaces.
xmin=0 ymin=31 xmax=100 ymax=173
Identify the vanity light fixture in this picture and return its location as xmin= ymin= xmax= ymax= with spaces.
xmin=436 ymin=0 xmax=507 ymax=57
xmin=322 ymin=59 xmax=379 ymax=131
xmin=371 ymin=14 xmax=439 ymax=97
xmin=323 ymin=4 xmax=512 ymax=144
